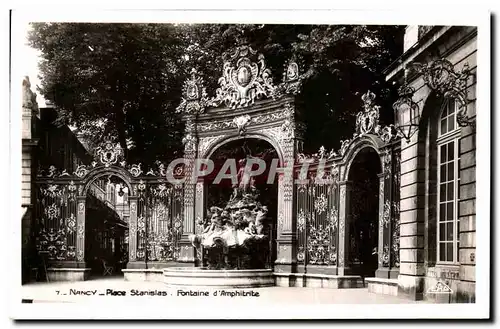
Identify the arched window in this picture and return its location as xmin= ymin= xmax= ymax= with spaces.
xmin=437 ymin=98 xmax=461 ymax=263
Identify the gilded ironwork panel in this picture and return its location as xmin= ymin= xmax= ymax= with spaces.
xmin=36 ymin=183 xmax=78 ymax=262
xmin=296 ymin=178 xmax=338 ymax=266
xmin=390 ymin=149 xmax=401 ymax=268
xmin=133 ymin=181 xmax=184 ymax=262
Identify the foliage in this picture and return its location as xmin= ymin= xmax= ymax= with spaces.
xmin=29 ymin=23 xmax=404 ymax=165
xmin=29 ymin=23 xmax=188 ymax=165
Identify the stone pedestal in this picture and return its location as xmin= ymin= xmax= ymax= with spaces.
xmin=274 ymin=273 xmax=364 ymax=288
xmin=47 ymin=268 xmax=91 ymax=282
xmin=163 ymin=268 xmax=274 ymax=288
xmin=366 ymin=277 xmax=399 ymax=296
xmin=122 ymin=268 xmax=164 ymax=282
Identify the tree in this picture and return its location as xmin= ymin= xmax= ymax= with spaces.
xmin=29 ymin=23 xmax=404 ymax=165
xmin=29 ymin=23 xmax=189 ymax=165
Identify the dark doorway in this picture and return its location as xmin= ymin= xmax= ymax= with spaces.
xmin=348 ymin=147 xmax=381 ymax=278
xmin=85 ymin=175 xmax=129 ymax=278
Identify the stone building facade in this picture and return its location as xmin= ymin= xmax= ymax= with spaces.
xmin=384 ymin=25 xmax=477 ymax=302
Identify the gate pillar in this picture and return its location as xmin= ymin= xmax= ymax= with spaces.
xmin=177 ymin=176 xmax=197 ymax=265
xmin=76 ymin=195 xmax=87 ymax=268
xmin=337 ymin=180 xmax=352 ymax=276
xmin=275 ymin=171 xmax=297 ymax=273
xmin=375 ymin=172 xmax=392 ymax=278
xmin=127 ymin=196 xmax=146 ymax=269
xmin=193 ymin=179 xmax=206 ymax=265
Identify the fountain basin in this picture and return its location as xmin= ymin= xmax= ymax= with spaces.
xmin=163 ymin=267 xmax=274 ymax=288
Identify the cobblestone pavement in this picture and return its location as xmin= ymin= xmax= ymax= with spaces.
xmin=20 ymin=276 xmax=427 ymax=304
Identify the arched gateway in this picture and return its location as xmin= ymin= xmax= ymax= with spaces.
xmin=175 ymin=45 xmax=305 ymax=273
xmin=289 ymin=90 xmax=401 ymax=287
xmin=34 ymin=139 xmax=185 ymax=281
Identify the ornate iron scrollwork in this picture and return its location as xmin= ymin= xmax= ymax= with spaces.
xmin=307 ymin=225 xmax=336 ymax=265
xmin=95 ymin=137 xmax=124 ymax=167
xmin=274 ymin=56 xmax=304 ymax=97
xmin=232 ymin=114 xmax=252 ymax=136
xmin=176 ymin=68 xmax=209 ymax=115
xmin=210 ymin=45 xmax=276 ymax=109
xmin=296 ymin=90 xmax=400 ymax=163
xmin=411 ymin=59 xmax=475 ymax=128
xmin=356 ymin=90 xmax=381 ymax=136
xmin=128 ymin=163 xmax=143 ymax=177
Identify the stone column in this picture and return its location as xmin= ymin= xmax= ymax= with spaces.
xmin=337 ymin=180 xmax=352 ymax=276
xmin=275 ymin=171 xmax=296 ymax=273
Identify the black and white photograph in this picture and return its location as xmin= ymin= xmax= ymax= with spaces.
xmin=6 ymin=7 xmax=491 ymax=320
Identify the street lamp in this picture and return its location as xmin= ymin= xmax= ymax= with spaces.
xmin=393 ymin=84 xmax=420 ymax=143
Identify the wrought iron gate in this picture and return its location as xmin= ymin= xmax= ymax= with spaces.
xmin=295 ymin=178 xmax=339 ymax=267
xmin=34 ymin=139 xmax=185 ymax=269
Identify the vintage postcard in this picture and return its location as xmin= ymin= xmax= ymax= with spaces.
xmin=7 ymin=7 xmax=491 ymax=320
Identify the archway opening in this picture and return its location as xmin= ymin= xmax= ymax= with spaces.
xmin=348 ymin=147 xmax=381 ymax=278
xmin=205 ymin=138 xmax=279 ymax=268
xmin=85 ymin=174 xmax=130 ymax=278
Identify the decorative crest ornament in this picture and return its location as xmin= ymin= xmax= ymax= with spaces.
xmin=356 ymin=90 xmax=381 ymax=136
xmin=210 ymin=45 xmax=276 ymax=109
xmin=95 ymin=137 xmax=123 ymax=167
xmin=176 ymin=68 xmax=209 ymax=115
xmin=232 ymin=114 xmax=252 ymax=136
xmin=182 ymin=133 xmax=197 ymax=152
xmin=411 ymin=58 xmax=475 ymax=128
xmin=276 ymin=56 xmax=304 ymax=96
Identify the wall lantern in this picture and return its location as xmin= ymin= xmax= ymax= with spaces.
xmin=118 ymin=183 xmax=125 ymax=197
xmin=393 ymin=84 xmax=420 ymax=143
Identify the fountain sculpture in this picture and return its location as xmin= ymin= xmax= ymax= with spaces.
xmin=189 ymin=158 xmax=270 ymax=270
xmin=163 ymin=158 xmax=274 ymax=288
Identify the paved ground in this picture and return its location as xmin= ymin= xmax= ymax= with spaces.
xmin=20 ymin=276 xmax=427 ymax=304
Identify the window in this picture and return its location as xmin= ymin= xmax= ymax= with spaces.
xmin=437 ymin=99 xmax=461 ymax=263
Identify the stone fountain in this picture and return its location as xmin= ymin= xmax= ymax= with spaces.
xmin=163 ymin=168 xmax=274 ymax=288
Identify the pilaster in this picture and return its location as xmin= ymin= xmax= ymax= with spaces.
xmin=127 ymin=196 xmax=146 ymax=268
xmin=337 ymin=180 xmax=352 ymax=276
xmin=275 ymin=172 xmax=297 ymax=273
xmin=76 ymin=196 xmax=86 ymax=265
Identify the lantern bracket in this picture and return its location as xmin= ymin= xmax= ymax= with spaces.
xmin=410 ymin=59 xmax=475 ymax=129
